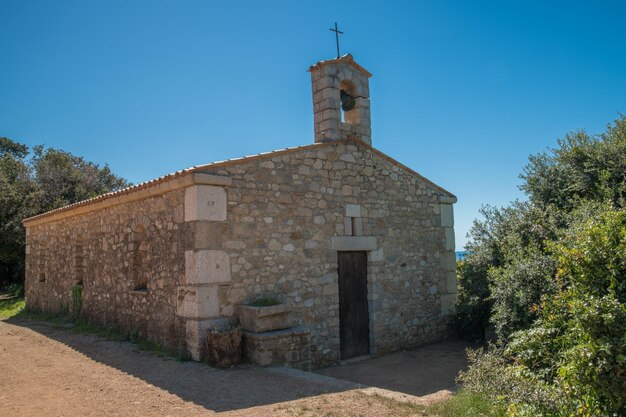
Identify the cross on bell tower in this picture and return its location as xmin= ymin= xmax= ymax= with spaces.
xmin=329 ymin=22 xmax=343 ymax=58
xmin=308 ymin=53 xmax=373 ymax=146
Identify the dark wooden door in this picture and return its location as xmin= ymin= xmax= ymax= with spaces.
xmin=338 ymin=251 xmax=370 ymax=360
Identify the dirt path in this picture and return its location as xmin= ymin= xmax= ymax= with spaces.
xmin=0 ymin=318 xmax=464 ymax=416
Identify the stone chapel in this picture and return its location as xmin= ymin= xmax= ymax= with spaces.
xmin=23 ymin=54 xmax=457 ymax=369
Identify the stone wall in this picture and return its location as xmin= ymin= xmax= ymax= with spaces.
xmin=24 ymin=139 xmax=456 ymax=367
xmin=24 ymin=188 xmax=190 ymax=351
xmin=243 ymin=328 xmax=312 ymax=370
xmin=197 ymin=139 xmax=456 ymax=367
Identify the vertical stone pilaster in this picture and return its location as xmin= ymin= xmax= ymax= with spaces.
xmin=179 ymin=185 xmax=230 ymax=360
xmin=439 ymin=201 xmax=457 ymax=316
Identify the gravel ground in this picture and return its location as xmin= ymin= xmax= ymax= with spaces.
xmin=0 ymin=318 xmax=463 ymax=416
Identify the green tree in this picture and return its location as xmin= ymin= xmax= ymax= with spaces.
xmin=457 ymin=201 xmax=561 ymax=340
xmin=521 ymin=116 xmax=626 ymax=210
xmin=456 ymin=115 xmax=626 ymax=342
xmin=505 ymin=207 xmax=626 ymax=416
xmin=0 ymin=137 xmax=129 ymax=286
xmin=31 ymin=145 xmax=130 ymax=212
xmin=0 ymin=138 xmax=38 ymax=285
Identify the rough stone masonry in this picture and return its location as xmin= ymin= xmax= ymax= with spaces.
xmin=23 ymin=54 xmax=457 ymax=368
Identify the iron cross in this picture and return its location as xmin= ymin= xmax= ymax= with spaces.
xmin=329 ymin=22 xmax=343 ymax=59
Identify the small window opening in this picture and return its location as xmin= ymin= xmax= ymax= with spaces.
xmin=351 ymin=217 xmax=358 ymax=236
xmin=74 ymin=244 xmax=84 ymax=286
xmin=132 ymin=249 xmax=148 ymax=291
xmin=131 ymin=227 xmax=148 ymax=292
xmin=37 ymin=245 xmax=46 ymax=283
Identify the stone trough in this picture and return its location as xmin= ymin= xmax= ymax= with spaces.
xmin=238 ymin=303 xmax=311 ymax=370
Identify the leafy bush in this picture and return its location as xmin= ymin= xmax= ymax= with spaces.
xmin=456 ymin=116 xmax=626 ymax=344
xmin=489 ymin=252 xmax=556 ymax=341
xmin=455 ymin=259 xmax=491 ymax=341
xmin=456 ymin=202 xmax=561 ymax=341
xmin=461 ymin=208 xmax=626 ymax=416
xmin=458 ymin=346 xmax=565 ymax=416
xmin=455 ymin=116 xmax=626 ymax=415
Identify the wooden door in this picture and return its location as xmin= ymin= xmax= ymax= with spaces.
xmin=338 ymin=251 xmax=370 ymax=359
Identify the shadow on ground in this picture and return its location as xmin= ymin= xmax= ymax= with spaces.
xmin=5 ymin=317 xmax=471 ymax=414
xmin=5 ymin=318 xmax=356 ymax=413
xmin=316 ymin=340 xmax=473 ymax=397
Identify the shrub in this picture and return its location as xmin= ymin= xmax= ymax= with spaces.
xmin=461 ymin=208 xmax=626 ymax=416
xmin=455 ymin=258 xmax=491 ymax=341
xmin=458 ymin=347 xmax=565 ymax=416
xmin=488 ymin=252 xmax=556 ymax=341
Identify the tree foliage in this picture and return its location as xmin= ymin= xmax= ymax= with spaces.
xmin=522 ymin=118 xmax=626 ymax=210
xmin=0 ymin=137 xmax=129 ymax=285
xmin=497 ymin=208 xmax=625 ymax=416
xmin=457 ymin=115 xmax=626 ymax=341
xmin=456 ymin=117 xmax=626 ymax=415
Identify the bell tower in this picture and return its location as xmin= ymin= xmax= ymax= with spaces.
xmin=309 ymin=54 xmax=372 ymax=145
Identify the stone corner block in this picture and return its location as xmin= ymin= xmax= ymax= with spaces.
xmin=185 ymin=317 xmax=230 ymax=361
xmin=438 ymin=195 xmax=457 ymax=204
xmin=184 ymin=185 xmax=227 ymax=222
xmin=185 ymin=319 xmax=208 ymax=361
xmin=440 ymin=293 xmax=458 ymax=316
xmin=445 ymin=271 xmax=457 ymax=294
xmin=440 ymin=204 xmax=454 ymax=227
xmin=176 ymin=285 xmax=220 ymax=319
xmin=440 ymin=251 xmax=456 ymax=272
xmin=444 ymin=228 xmax=456 ymax=251
xmin=185 ymin=250 xmax=231 ymax=285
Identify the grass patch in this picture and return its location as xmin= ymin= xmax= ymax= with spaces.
xmin=365 ymin=393 xmax=428 ymax=416
xmin=427 ymin=390 xmax=506 ymax=417
xmin=248 ymin=294 xmax=282 ymax=307
xmin=12 ymin=307 xmax=192 ymax=362
xmin=0 ymin=298 xmax=25 ymax=319
xmin=276 ymin=391 xmax=428 ymax=417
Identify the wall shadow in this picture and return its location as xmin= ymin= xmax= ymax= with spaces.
xmin=316 ymin=340 xmax=473 ymax=397
xmin=6 ymin=318 xmax=356 ymax=413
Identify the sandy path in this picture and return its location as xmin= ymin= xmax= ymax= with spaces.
xmin=0 ymin=319 xmax=440 ymax=416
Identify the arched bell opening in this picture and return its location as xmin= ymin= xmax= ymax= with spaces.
xmin=339 ymin=79 xmax=358 ymax=124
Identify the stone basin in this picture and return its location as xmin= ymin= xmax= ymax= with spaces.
xmin=238 ymin=304 xmax=292 ymax=333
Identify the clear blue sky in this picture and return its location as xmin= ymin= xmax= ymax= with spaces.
xmin=2 ymin=1 xmax=625 ymax=249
